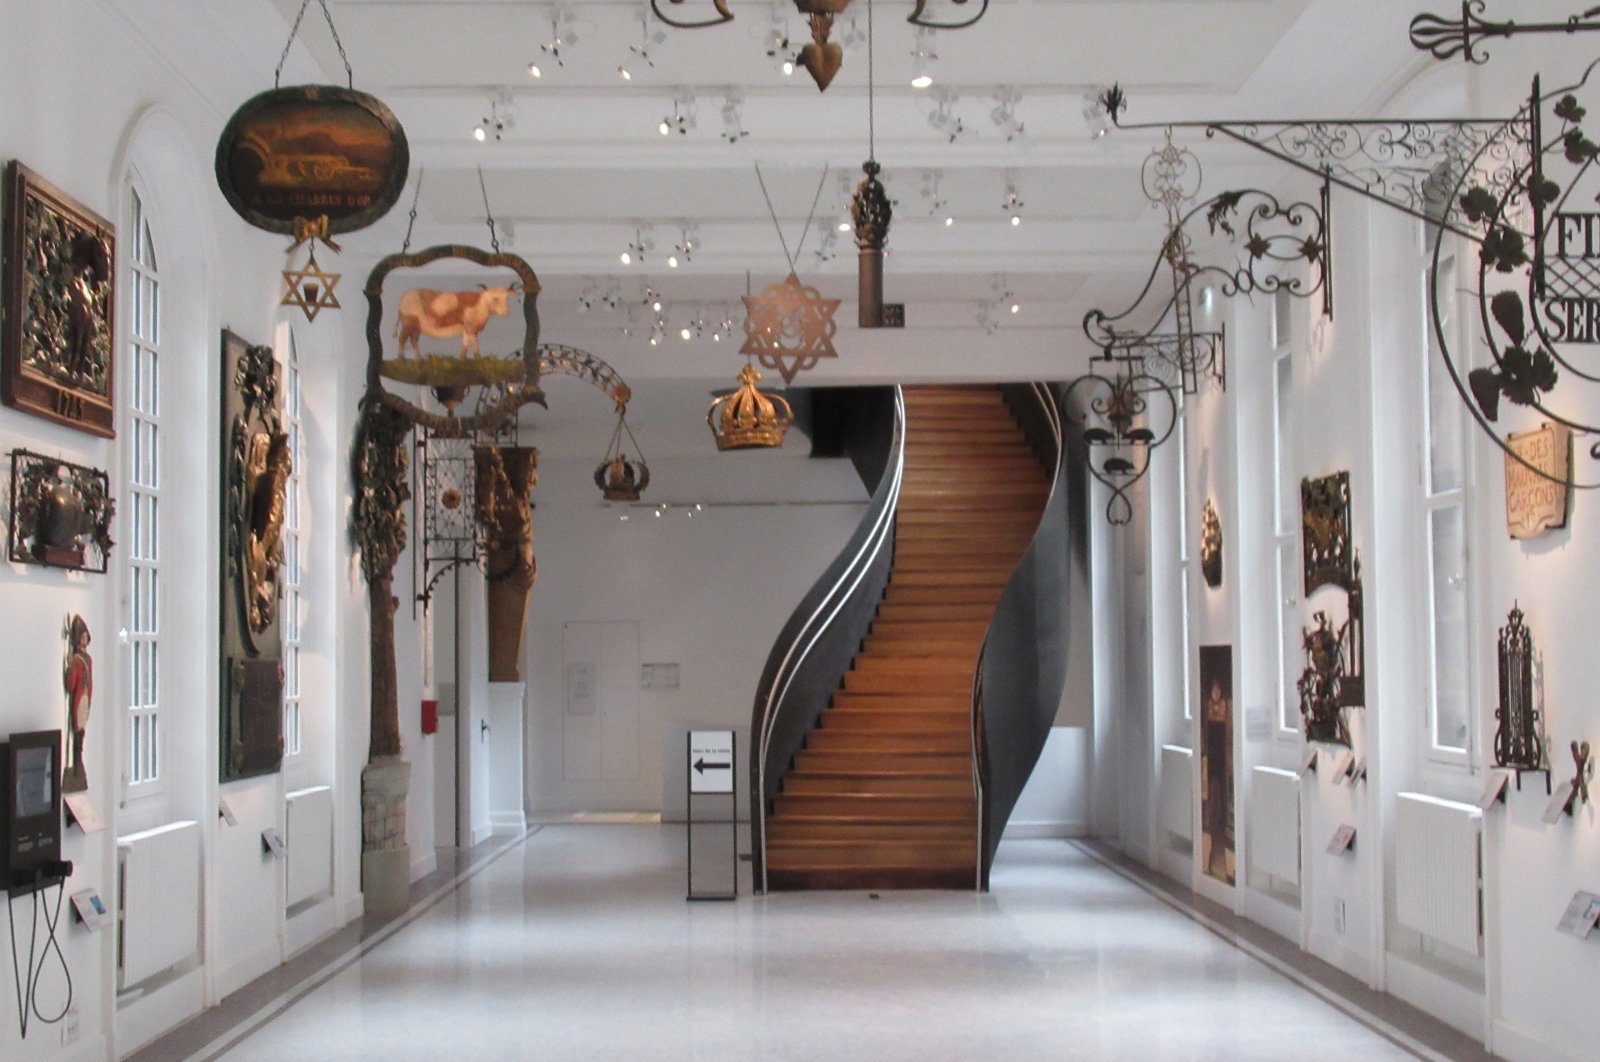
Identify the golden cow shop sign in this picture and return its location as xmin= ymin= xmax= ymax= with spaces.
xmin=1505 ymin=422 xmax=1571 ymax=539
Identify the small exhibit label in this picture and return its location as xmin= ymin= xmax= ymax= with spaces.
xmin=689 ymin=729 xmax=735 ymax=794
xmin=1299 ymin=747 xmax=1318 ymax=778
xmin=70 ymin=889 xmax=112 ymax=932
xmin=1557 ymin=891 xmax=1600 ymax=939
xmin=1479 ymin=771 xmax=1511 ymax=811
xmin=1543 ymin=781 xmax=1577 ymax=825
xmin=63 ymin=791 xmax=104 ymax=834
xmin=1327 ymin=824 xmax=1357 ymax=855
xmin=262 ymin=828 xmax=286 ymax=857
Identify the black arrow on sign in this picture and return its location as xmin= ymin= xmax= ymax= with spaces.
xmin=693 ymin=758 xmax=731 ymax=774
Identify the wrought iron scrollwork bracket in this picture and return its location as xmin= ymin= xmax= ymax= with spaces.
xmin=1410 ymin=2 xmax=1600 ymax=65
xmin=908 ymin=0 xmax=989 ymax=30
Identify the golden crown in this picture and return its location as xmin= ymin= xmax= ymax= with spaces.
xmin=707 ymin=364 xmax=793 ymax=451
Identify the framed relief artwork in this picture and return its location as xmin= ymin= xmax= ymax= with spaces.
xmin=2 ymin=161 xmax=117 ymax=437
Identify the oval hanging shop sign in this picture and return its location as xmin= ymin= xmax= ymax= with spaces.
xmin=214 ymin=84 xmax=409 ymax=236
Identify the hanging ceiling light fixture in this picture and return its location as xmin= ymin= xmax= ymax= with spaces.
xmin=721 ymin=94 xmax=750 ymax=142
xmin=649 ymin=0 xmax=989 ymax=93
xmin=620 ymin=4 xmax=666 ymax=80
xmin=535 ymin=3 xmax=580 ymax=72
xmin=991 ymin=87 xmax=1025 ymax=141
xmin=909 ymin=25 xmax=937 ymax=88
xmin=851 ymin=0 xmax=894 ymax=328
xmin=1002 ymin=173 xmax=1024 ymax=225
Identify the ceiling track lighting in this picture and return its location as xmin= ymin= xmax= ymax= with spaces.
xmin=1002 ymin=175 xmax=1024 ymax=225
xmin=926 ymin=88 xmax=969 ymax=143
xmin=621 ymin=226 xmax=655 ymax=265
xmin=991 ymin=87 xmax=1025 ymax=141
xmin=535 ymin=3 xmax=580 ymax=73
xmin=910 ymin=25 xmax=937 ymax=88
xmin=620 ymin=5 xmax=667 ymax=80
xmin=721 ymin=95 xmax=750 ymax=143
xmin=658 ymin=95 xmax=697 ymax=136
xmin=668 ymin=225 xmax=699 ymax=268
xmin=648 ymin=0 xmax=991 ymax=93
xmin=474 ymin=98 xmax=511 ymax=142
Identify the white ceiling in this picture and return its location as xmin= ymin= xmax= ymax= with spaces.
xmin=261 ymin=0 xmax=1435 ymax=388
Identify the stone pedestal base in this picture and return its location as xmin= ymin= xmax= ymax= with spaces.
xmin=361 ymin=756 xmax=412 ymax=917
xmin=362 ymin=845 xmax=411 ymax=918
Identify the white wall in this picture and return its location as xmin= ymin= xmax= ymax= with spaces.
xmin=1104 ymin=29 xmax=1600 ymax=1062
xmin=0 ymin=3 xmax=379 ymax=1057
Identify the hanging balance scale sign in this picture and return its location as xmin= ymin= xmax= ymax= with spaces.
xmin=215 ymin=0 xmax=410 ymax=321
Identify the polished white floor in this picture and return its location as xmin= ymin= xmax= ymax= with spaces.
xmin=208 ymin=826 xmax=1412 ymax=1061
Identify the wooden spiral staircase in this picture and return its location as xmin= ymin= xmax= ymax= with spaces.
xmin=764 ymin=386 xmax=1053 ymax=890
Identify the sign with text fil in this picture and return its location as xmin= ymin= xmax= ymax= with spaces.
xmin=689 ymin=730 xmax=735 ymax=794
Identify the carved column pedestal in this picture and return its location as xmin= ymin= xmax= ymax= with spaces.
xmin=361 ymin=755 xmax=411 ymax=916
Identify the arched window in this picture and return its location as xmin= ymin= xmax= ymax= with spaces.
xmin=283 ymin=330 xmax=304 ymax=759
xmin=126 ymin=184 xmax=162 ymax=789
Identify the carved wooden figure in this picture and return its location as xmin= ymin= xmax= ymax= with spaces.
xmin=62 ymin=614 xmax=92 ymax=793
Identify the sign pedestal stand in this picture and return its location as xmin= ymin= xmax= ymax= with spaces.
xmin=686 ymin=729 xmax=737 ymax=902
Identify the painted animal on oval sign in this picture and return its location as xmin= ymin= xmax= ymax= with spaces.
xmin=394 ymin=284 xmax=521 ymax=358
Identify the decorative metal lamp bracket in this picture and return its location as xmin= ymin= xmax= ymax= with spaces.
xmin=1098 ymin=72 xmax=1600 ymax=493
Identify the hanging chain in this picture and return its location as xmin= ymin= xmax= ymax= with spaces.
xmin=754 ymin=163 xmax=830 ymax=275
xmin=867 ymin=0 xmax=876 ymax=160
xmin=400 ymin=168 xmax=424 ymax=255
xmin=478 ymin=167 xmax=502 ymax=254
xmin=276 ymin=0 xmax=355 ymax=89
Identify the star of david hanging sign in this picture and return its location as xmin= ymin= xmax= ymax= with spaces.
xmin=740 ymin=272 xmax=841 ymax=384
xmin=281 ymin=249 xmax=342 ymax=322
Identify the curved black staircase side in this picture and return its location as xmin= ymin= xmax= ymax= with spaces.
xmin=974 ymin=383 xmax=1077 ymax=888
xmin=749 ymin=386 xmax=905 ymax=894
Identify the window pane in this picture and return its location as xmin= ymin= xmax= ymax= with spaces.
xmin=1274 ymin=356 xmax=1294 ymax=534
xmin=1429 ymin=506 xmax=1470 ymax=751
xmin=1276 ymin=541 xmax=1297 ymax=732
xmin=1426 ymin=254 xmax=1464 ymax=494
xmin=1180 ymin=565 xmax=1193 ymax=720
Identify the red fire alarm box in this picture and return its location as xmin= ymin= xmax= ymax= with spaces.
xmin=421 ymin=700 xmax=439 ymax=735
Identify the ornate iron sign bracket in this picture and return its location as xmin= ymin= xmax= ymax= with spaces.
xmin=1410 ymin=2 xmax=1600 ymax=65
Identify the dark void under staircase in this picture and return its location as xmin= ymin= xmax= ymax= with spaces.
xmin=760 ymin=386 xmax=1055 ymax=890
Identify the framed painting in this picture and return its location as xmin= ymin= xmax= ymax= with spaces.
xmin=1199 ymin=645 xmax=1235 ymax=886
xmin=2 ymin=161 xmax=116 ymax=437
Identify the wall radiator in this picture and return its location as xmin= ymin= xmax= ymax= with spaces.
xmin=286 ymin=785 xmax=334 ymax=908
xmin=1249 ymin=766 xmax=1301 ymax=886
xmin=1395 ymin=792 xmax=1483 ymax=956
xmin=1158 ymin=745 xmax=1193 ymax=844
xmin=118 ymin=820 xmax=201 ymax=987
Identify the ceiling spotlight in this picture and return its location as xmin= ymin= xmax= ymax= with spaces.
xmin=919 ymin=170 xmax=950 ymax=221
xmin=782 ymin=58 xmax=796 ymax=76
xmin=1002 ymin=178 xmax=1024 ymax=225
xmin=815 ymin=229 xmax=838 ymax=264
xmin=537 ymin=4 xmax=579 ymax=68
xmin=649 ymin=317 xmax=666 ymax=346
xmin=474 ymin=100 xmax=508 ymax=142
xmin=680 ymin=326 xmax=692 ymax=341
xmin=671 ymin=226 xmax=698 ymax=267
xmin=528 ymin=62 xmax=542 ymax=79
xmin=991 ymin=88 xmax=1025 ymax=141
xmin=927 ymin=90 xmax=968 ymax=143
xmin=721 ymin=96 xmax=750 ymax=143
xmin=668 ymin=254 xmax=679 ymax=268
xmin=1082 ymin=89 xmax=1113 ymax=139
xmin=623 ymin=227 xmax=654 ymax=266
xmin=658 ymin=96 xmax=696 ymax=137
xmin=1010 ymin=302 xmax=1021 ymax=314
xmin=766 ymin=12 xmax=796 ymax=76
xmin=945 ymin=216 xmax=955 ymax=227
xmin=910 ymin=26 xmax=938 ymax=88
xmin=621 ymin=8 xmax=664 ymax=81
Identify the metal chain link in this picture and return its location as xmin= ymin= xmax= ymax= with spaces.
xmin=401 ymin=168 xmax=424 ymax=254
xmin=478 ymin=168 xmax=502 ymax=254
xmin=276 ymin=0 xmax=355 ymax=89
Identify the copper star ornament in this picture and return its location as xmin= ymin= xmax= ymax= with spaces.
xmin=740 ymin=273 xmax=841 ymax=384
xmin=281 ymin=249 xmax=342 ymax=322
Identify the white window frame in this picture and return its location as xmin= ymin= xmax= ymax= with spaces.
xmin=123 ymin=181 xmax=163 ymax=798
xmin=1176 ymin=401 xmax=1194 ymax=721
xmin=282 ymin=329 xmax=305 ymax=760
xmin=1270 ymin=289 xmax=1300 ymax=738
xmin=1419 ymin=227 xmax=1475 ymax=767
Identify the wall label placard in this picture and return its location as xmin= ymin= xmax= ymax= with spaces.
xmin=1504 ymin=422 xmax=1571 ymax=539
xmin=689 ymin=729 xmax=735 ymax=794
xmin=1557 ymin=891 xmax=1600 ymax=938
xmin=1327 ymin=824 xmax=1357 ymax=855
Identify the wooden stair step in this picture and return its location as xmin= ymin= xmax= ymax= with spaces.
xmin=793 ymin=750 xmax=969 ymax=773
xmin=840 ymin=671 xmax=970 ymax=695
xmin=765 ymin=865 xmax=976 ymax=891
xmin=875 ymin=602 xmax=994 ymax=622
xmin=805 ymin=729 xmax=969 ymax=753
xmin=766 ymin=839 xmax=975 ymax=867
xmin=772 ymin=792 xmax=976 ymax=818
xmin=829 ymin=692 xmax=970 ymax=713
xmin=782 ymin=773 xmax=973 ymax=796
xmin=820 ymin=710 xmax=967 ymax=733
xmin=765 ymin=819 xmax=973 ymax=843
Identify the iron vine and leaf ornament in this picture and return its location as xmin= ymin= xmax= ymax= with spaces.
xmin=1301 ymin=471 xmax=1353 ymax=596
xmin=1296 ymin=554 xmax=1365 ymax=748
xmin=7 ymin=449 xmax=115 ymax=573
xmin=1063 ymin=362 xmax=1178 ymax=526
xmin=2 ymin=162 xmax=116 ymax=437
